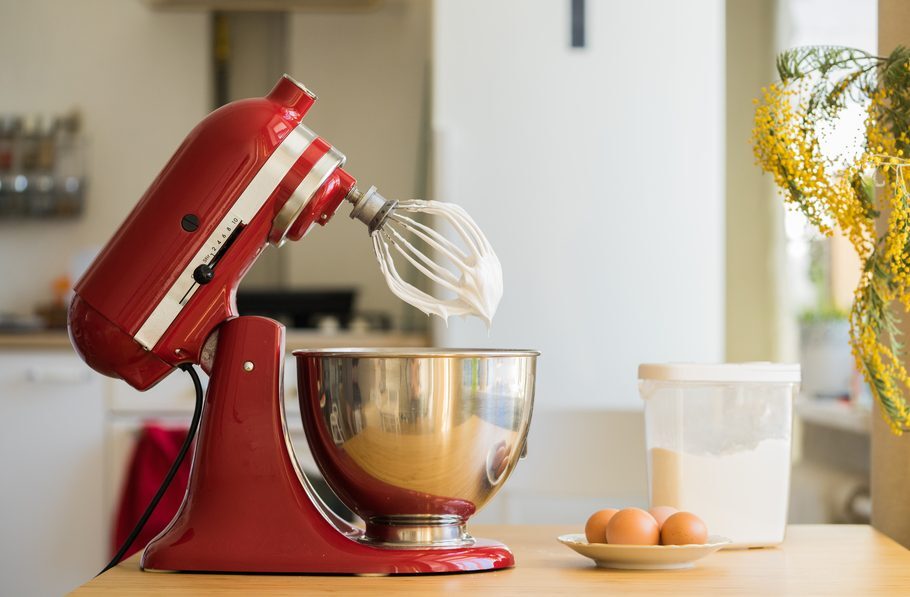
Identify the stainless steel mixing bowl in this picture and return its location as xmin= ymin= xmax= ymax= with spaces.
xmin=294 ymin=348 xmax=538 ymax=547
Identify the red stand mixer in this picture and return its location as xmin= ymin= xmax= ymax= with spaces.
xmin=68 ymin=75 xmax=537 ymax=575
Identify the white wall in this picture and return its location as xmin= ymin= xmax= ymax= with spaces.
xmin=284 ymin=1 xmax=431 ymax=329
xmin=0 ymin=0 xmax=209 ymax=314
xmin=433 ymin=0 xmax=726 ymax=412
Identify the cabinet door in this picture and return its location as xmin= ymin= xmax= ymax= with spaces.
xmin=0 ymin=352 xmax=106 ymax=596
xmin=108 ymin=367 xmax=208 ymax=414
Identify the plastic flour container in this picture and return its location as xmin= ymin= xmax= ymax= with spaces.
xmin=638 ymin=363 xmax=800 ymax=548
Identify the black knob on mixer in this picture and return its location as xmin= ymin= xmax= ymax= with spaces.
xmin=193 ymin=264 xmax=215 ymax=285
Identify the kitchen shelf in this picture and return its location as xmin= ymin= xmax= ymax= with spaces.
xmin=0 ymin=330 xmax=429 ymax=352
xmin=145 ymin=0 xmax=381 ymax=11
xmin=795 ymin=397 xmax=871 ymax=435
xmin=0 ymin=331 xmax=74 ymax=349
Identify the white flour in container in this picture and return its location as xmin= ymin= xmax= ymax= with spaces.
xmin=649 ymin=438 xmax=791 ymax=548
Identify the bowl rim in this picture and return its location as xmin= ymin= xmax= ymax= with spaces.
xmin=292 ymin=347 xmax=540 ymax=358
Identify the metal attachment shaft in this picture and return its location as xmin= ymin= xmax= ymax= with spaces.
xmin=348 ymin=186 xmax=398 ymax=233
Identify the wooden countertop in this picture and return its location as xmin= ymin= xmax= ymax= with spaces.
xmin=0 ymin=330 xmax=429 ymax=351
xmin=0 ymin=331 xmax=74 ymax=349
xmin=71 ymin=525 xmax=909 ymax=595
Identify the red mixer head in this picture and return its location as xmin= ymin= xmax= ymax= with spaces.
xmin=69 ymin=75 xmax=359 ymax=390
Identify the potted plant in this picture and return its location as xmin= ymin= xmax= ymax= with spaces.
xmin=798 ymin=235 xmax=852 ymax=401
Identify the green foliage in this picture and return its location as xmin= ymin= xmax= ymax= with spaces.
xmin=776 ymin=46 xmax=880 ymax=81
xmin=798 ymin=306 xmax=849 ymax=324
xmin=754 ymin=44 xmax=910 ymax=432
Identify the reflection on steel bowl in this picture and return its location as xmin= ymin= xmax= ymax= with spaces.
xmin=294 ymin=348 xmax=538 ymax=547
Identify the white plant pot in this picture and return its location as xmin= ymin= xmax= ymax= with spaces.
xmin=799 ymin=320 xmax=852 ymax=400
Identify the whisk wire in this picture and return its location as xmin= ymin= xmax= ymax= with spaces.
xmin=402 ymin=201 xmax=488 ymax=257
xmin=363 ymin=197 xmax=502 ymax=326
xmin=389 ymin=212 xmax=471 ymax=266
xmin=372 ymin=233 xmax=468 ymax=319
xmin=382 ymin=233 xmax=463 ymax=295
xmin=382 ymin=226 xmax=461 ymax=286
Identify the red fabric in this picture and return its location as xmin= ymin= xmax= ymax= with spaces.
xmin=113 ymin=423 xmax=192 ymax=561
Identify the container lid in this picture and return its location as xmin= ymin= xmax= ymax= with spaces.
xmin=638 ymin=362 xmax=800 ymax=383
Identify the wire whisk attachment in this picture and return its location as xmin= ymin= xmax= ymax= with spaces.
xmin=348 ymin=187 xmax=502 ymax=326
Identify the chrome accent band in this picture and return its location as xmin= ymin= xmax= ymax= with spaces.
xmin=134 ymin=124 xmax=318 ymax=350
xmin=360 ymin=515 xmax=474 ymax=548
xmin=268 ymin=146 xmax=345 ymax=247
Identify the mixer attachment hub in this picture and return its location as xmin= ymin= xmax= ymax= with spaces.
xmin=348 ymin=185 xmax=397 ymax=233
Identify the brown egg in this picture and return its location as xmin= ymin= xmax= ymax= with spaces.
xmin=605 ymin=508 xmax=660 ymax=545
xmin=648 ymin=505 xmax=679 ymax=527
xmin=584 ymin=509 xmax=618 ymax=543
xmin=660 ymin=512 xmax=709 ymax=545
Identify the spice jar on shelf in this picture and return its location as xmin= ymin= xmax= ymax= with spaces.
xmin=0 ymin=110 xmax=85 ymax=219
xmin=0 ymin=116 xmax=22 ymax=216
xmin=53 ymin=111 xmax=85 ymax=217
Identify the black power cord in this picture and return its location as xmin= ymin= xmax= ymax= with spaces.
xmin=98 ymin=363 xmax=204 ymax=576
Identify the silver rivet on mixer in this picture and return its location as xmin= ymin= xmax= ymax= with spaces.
xmin=243 ymin=361 xmax=254 ymax=372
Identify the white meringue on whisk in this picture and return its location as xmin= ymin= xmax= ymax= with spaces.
xmin=372 ymin=200 xmax=503 ymax=327
xmin=348 ymin=188 xmax=502 ymax=327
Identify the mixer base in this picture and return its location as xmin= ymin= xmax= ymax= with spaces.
xmin=140 ymin=317 xmax=515 ymax=575
xmin=142 ymin=539 xmax=515 ymax=575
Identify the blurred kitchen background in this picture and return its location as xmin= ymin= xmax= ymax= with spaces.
xmin=0 ymin=0 xmax=891 ymax=594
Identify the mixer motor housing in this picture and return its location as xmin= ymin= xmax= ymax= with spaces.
xmin=69 ymin=75 xmax=356 ymax=390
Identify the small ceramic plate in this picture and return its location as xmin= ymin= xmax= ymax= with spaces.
xmin=557 ymin=534 xmax=732 ymax=570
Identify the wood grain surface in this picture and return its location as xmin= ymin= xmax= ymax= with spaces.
xmin=70 ymin=525 xmax=910 ymax=596
xmin=0 ymin=330 xmax=429 ymax=351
